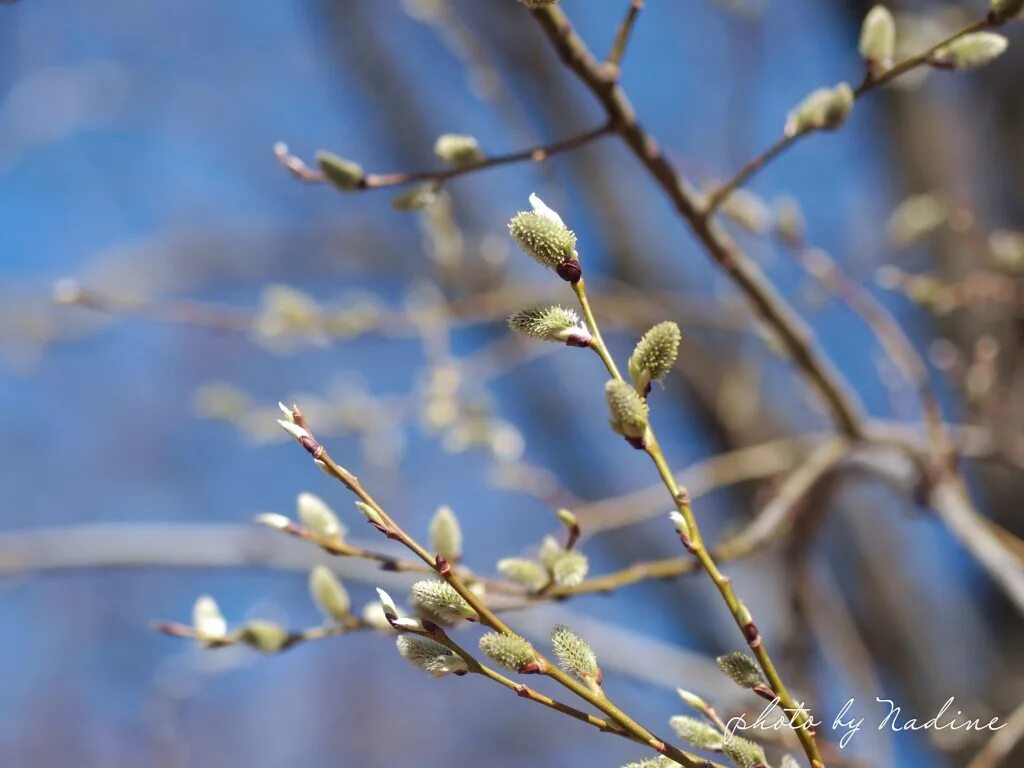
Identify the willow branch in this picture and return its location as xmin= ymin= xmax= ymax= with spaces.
xmin=530 ymin=4 xmax=865 ymax=441
xmin=279 ymin=405 xmax=706 ymax=768
xmin=703 ymin=16 xmax=993 ymax=214
xmin=606 ymin=0 xmax=644 ymax=75
xmin=569 ymin=278 xmax=826 ymax=767
xmin=275 ymin=121 xmax=614 ymax=189
xmin=966 ymin=697 xmax=1024 ymax=768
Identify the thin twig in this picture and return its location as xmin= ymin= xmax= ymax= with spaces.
xmin=703 ymin=17 xmax=992 ymax=214
xmin=606 ymin=0 xmax=644 ymax=76
xmin=275 ymin=121 xmax=614 ymax=189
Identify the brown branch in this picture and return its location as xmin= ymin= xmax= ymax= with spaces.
xmin=275 ymin=121 xmax=614 ymax=189
xmin=530 ymin=5 xmax=865 ymax=442
xmin=606 ymin=0 xmax=644 ymax=76
xmin=966 ymin=697 xmax=1024 ymax=768
xmin=703 ymin=16 xmax=993 ymax=214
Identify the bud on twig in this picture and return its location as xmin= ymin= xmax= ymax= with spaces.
xmin=238 ymin=621 xmax=291 ymax=653
xmin=605 ymin=379 xmax=650 ymax=447
xmin=433 ymin=134 xmax=485 ymax=167
xmin=297 ymin=492 xmax=344 ymax=541
xmin=410 ymin=579 xmax=479 ymax=622
xmin=551 ymin=624 xmax=599 ymax=681
xmin=716 ymin=651 xmax=766 ymax=689
xmin=628 ymin=321 xmax=681 ymax=394
xmin=931 ymin=32 xmax=1008 ymax=70
xmin=192 ymin=595 xmax=228 ymax=642
xmin=784 ymin=83 xmax=854 ymax=137
xmin=990 ymin=0 xmax=1024 ymax=24
xmin=478 ymin=632 xmax=538 ymax=673
xmin=669 ymin=716 xmax=725 ymax=751
xmin=497 ymin=558 xmax=550 ymax=591
xmin=315 ymin=151 xmax=365 ymax=191
xmin=859 ymin=5 xmax=896 ymax=74
xmin=391 ymin=182 xmax=438 ymax=212
xmin=507 ymin=305 xmax=592 ymax=347
xmin=396 ymin=635 xmax=469 ymax=677
xmin=429 ymin=505 xmax=463 ymax=562
xmin=550 ymin=550 xmax=589 ymax=587
xmin=309 ymin=565 xmax=351 ymax=621
xmin=254 ymin=512 xmax=292 ymax=531
xmin=723 ymin=735 xmax=768 ymax=768
xmin=508 ymin=194 xmax=581 ymax=282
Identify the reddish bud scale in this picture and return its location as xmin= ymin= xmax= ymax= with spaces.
xmin=556 ymin=260 xmax=582 ymax=283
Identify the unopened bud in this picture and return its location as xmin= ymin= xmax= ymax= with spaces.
xmin=192 ymin=595 xmax=227 ymax=641
xmin=497 ymin=558 xmax=550 ymax=591
xmin=785 ymin=83 xmax=854 ymax=137
xmin=238 ymin=620 xmax=290 ymax=653
xmin=859 ymin=6 xmax=896 ymax=71
xmin=297 ymin=492 xmax=344 ymax=540
xmin=429 ymin=505 xmax=463 ymax=562
xmin=669 ymin=716 xmax=725 ymax=751
xmin=991 ymin=0 xmax=1024 ymax=24
xmin=931 ymin=32 xmax=1008 ymax=70
xmin=309 ymin=565 xmax=350 ymax=620
xmin=716 ymin=651 xmax=766 ymax=689
xmin=316 ymin=151 xmax=364 ymax=191
xmin=433 ymin=134 xmax=484 ymax=167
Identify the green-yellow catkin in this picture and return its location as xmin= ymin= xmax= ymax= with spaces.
xmin=989 ymin=230 xmax=1024 ymax=272
xmin=784 ymin=83 xmax=854 ymax=137
xmin=556 ymin=508 xmax=578 ymax=531
xmin=508 ymin=196 xmax=579 ymax=276
xmin=429 ymin=505 xmax=463 ymax=562
xmin=720 ymin=188 xmax=772 ymax=235
xmin=669 ymin=716 xmax=725 ymax=751
xmin=932 ymin=32 xmax=1008 ymax=70
xmin=478 ymin=632 xmax=537 ymax=672
xmin=537 ymin=535 xmax=563 ymax=569
xmin=309 ymin=565 xmax=350 ymax=620
xmin=628 ymin=321 xmax=681 ymax=393
xmin=774 ymin=196 xmax=805 ymax=247
xmin=886 ymin=193 xmax=948 ymax=249
xmin=550 ymin=550 xmax=589 ymax=587
xmin=497 ymin=558 xmax=550 ymax=591
xmin=605 ymin=379 xmax=650 ymax=440
xmin=395 ymin=635 xmax=468 ymax=678
xmin=238 ymin=621 xmax=290 ymax=653
xmin=723 ymin=736 xmax=767 ymax=768
xmin=507 ymin=305 xmax=591 ymax=346
xmin=991 ymin=0 xmax=1024 ymax=23
xmin=316 ymin=151 xmax=364 ymax=191
xmin=520 ymin=0 xmax=558 ymax=7
xmin=391 ymin=183 xmax=437 ymax=212
xmin=297 ymin=492 xmax=344 ymax=540
xmin=410 ymin=579 xmax=479 ymax=622
xmin=355 ymin=500 xmax=384 ymax=527
xmin=551 ymin=624 xmax=598 ymax=680
xmin=716 ymin=652 xmax=766 ymax=689
xmin=433 ymin=134 xmax=484 ymax=167
xmin=859 ymin=6 xmax=896 ymax=69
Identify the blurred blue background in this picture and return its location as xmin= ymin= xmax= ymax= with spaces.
xmin=1 ymin=1 xmax=1021 ymax=766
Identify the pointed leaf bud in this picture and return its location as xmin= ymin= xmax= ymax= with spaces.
xmin=550 ymin=550 xmax=589 ymax=587
xmin=497 ymin=558 xmax=550 ymax=591
xmin=429 ymin=505 xmax=463 ymax=562
xmin=355 ymin=501 xmax=385 ymax=527
xmin=192 ymin=595 xmax=227 ymax=641
xmin=410 ymin=579 xmax=479 ymax=622
xmin=316 ymin=150 xmax=364 ymax=191
xmin=507 ymin=305 xmax=592 ymax=347
xmin=605 ymin=379 xmax=650 ymax=443
xmin=478 ymin=632 xmax=537 ymax=672
xmin=508 ymin=195 xmax=580 ymax=281
xmin=932 ymin=32 xmax=1008 ymax=70
xmin=391 ymin=182 xmax=438 ymax=212
xmin=433 ymin=134 xmax=484 ymax=167
xmin=669 ymin=511 xmax=690 ymax=539
xmin=309 ymin=565 xmax=350 ymax=620
xmin=784 ymin=83 xmax=854 ymax=137
xmin=723 ymin=735 xmax=767 ymax=768
xmin=238 ymin=620 xmax=290 ymax=653
xmin=556 ymin=508 xmax=578 ymax=530
xmin=551 ymin=624 xmax=598 ymax=680
xmin=886 ymin=193 xmax=948 ymax=249
xmin=716 ymin=651 xmax=766 ymax=689
xmin=297 ymin=492 xmax=344 ymax=540
xmin=669 ymin=716 xmax=725 ymax=751
xmin=377 ymin=587 xmax=400 ymax=620
xmin=277 ymin=418 xmax=311 ymax=442
xmin=396 ymin=634 xmax=468 ymax=677
xmin=363 ymin=599 xmax=400 ymax=632
xmin=859 ymin=6 xmax=896 ymax=71
xmin=254 ymin=512 xmax=292 ymax=531
xmin=628 ymin=321 xmax=681 ymax=393
xmin=676 ymin=688 xmax=709 ymax=712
